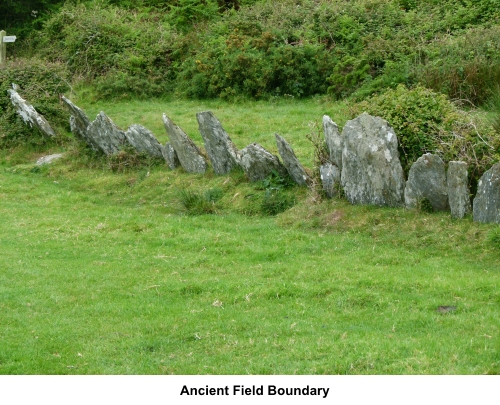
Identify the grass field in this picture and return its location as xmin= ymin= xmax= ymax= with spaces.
xmin=1 ymin=97 xmax=499 ymax=374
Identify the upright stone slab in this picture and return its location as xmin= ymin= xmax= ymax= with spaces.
xmin=125 ymin=124 xmax=164 ymax=158
xmin=7 ymin=88 xmax=55 ymax=137
xmin=196 ymin=111 xmax=240 ymax=175
xmin=447 ymin=161 xmax=471 ymax=219
xmin=473 ymin=162 xmax=500 ymax=224
xmin=86 ymin=112 xmax=128 ymax=155
xmin=320 ymin=163 xmax=341 ymax=198
xmin=275 ymin=134 xmax=311 ymax=186
xmin=323 ymin=115 xmax=342 ymax=170
xmin=341 ymin=113 xmax=405 ymax=207
xmin=405 ymin=153 xmax=449 ymax=212
xmin=61 ymin=96 xmax=96 ymax=149
xmin=239 ymin=143 xmax=288 ymax=182
xmin=162 ymin=114 xmax=207 ymax=174
xmin=161 ymin=142 xmax=180 ymax=170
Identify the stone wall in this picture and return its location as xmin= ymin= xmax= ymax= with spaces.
xmin=9 ymin=91 xmax=500 ymax=224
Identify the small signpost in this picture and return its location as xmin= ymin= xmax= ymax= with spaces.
xmin=0 ymin=30 xmax=16 ymax=66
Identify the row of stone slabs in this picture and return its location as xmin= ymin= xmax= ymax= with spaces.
xmin=7 ymin=87 xmax=500 ymax=224
xmin=61 ymin=96 xmax=310 ymax=186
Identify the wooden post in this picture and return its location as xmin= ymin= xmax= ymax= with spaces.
xmin=0 ymin=30 xmax=6 ymax=66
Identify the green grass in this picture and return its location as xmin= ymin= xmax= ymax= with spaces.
xmin=1 ymin=97 xmax=500 ymax=375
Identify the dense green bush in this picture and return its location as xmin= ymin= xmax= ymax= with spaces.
xmin=30 ymin=2 xmax=176 ymax=99
xmin=349 ymin=85 xmax=500 ymax=186
xmin=0 ymin=58 xmax=70 ymax=147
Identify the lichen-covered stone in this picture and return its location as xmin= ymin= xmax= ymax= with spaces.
xmin=473 ymin=162 xmax=500 ymax=224
xmin=36 ymin=153 xmax=64 ymax=166
xmin=320 ymin=163 xmax=341 ymax=198
xmin=125 ymin=124 xmax=164 ymax=158
xmin=239 ymin=143 xmax=288 ymax=182
xmin=341 ymin=113 xmax=405 ymax=207
xmin=161 ymin=142 xmax=180 ymax=170
xmin=405 ymin=153 xmax=449 ymax=212
xmin=86 ymin=112 xmax=128 ymax=155
xmin=8 ymin=88 xmax=55 ymax=137
xmin=275 ymin=134 xmax=311 ymax=186
xmin=196 ymin=111 xmax=240 ymax=175
xmin=447 ymin=161 xmax=471 ymax=219
xmin=61 ymin=96 xmax=95 ymax=149
xmin=162 ymin=114 xmax=207 ymax=173
xmin=323 ymin=115 xmax=342 ymax=170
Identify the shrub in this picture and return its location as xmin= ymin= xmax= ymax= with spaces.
xmin=349 ymin=85 xmax=500 ymax=188
xmin=30 ymin=2 xmax=176 ymax=99
xmin=178 ymin=188 xmax=224 ymax=215
xmin=0 ymin=58 xmax=70 ymax=147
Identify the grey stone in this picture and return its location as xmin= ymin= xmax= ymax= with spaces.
xmin=61 ymin=96 xmax=95 ymax=149
xmin=473 ymin=162 xmax=500 ymax=224
xmin=341 ymin=113 xmax=405 ymax=207
xmin=320 ymin=163 xmax=341 ymax=198
xmin=196 ymin=111 xmax=240 ymax=175
xmin=405 ymin=153 xmax=449 ymax=211
xmin=86 ymin=112 xmax=128 ymax=155
xmin=239 ymin=143 xmax=288 ymax=182
xmin=323 ymin=115 xmax=342 ymax=170
xmin=7 ymin=88 xmax=55 ymax=137
xmin=125 ymin=124 xmax=164 ymax=158
xmin=36 ymin=153 xmax=64 ymax=166
xmin=275 ymin=134 xmax=311 ymax=186
xmin=162 ymin=114 xmax=207 ymax=174
xmin=161 ymin=142 xmax=180 ymax=170
xmin=447 ymin=161 xmax=471 ymax=219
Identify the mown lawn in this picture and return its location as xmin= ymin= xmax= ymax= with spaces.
xmin=1 ymin=98 xmax=499 ymax=374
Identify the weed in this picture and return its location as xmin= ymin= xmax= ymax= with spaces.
xmin=178 ymin=188 xmax=223 ymax=215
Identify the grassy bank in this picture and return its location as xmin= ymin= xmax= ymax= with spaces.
xmin=1 ymin=98 xmax=500 ymax=374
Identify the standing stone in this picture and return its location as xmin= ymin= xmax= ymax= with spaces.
xmin=341 ymin=113 xmax=405 ymax=207
xmin=405 ymin=153 xmax=449 ymax=211
xmin=239 ymin=143 xmax=288 ymax=182
xmin=7 ymin=88 xmax=55 ymax=137
xmin=125 ymin=124 xmax=164 ymax=158
xmin=162 ymin=114 xmax=207 ymax=174
xmin=323 ymin=115 xmax=342 ymax=170
xmin=161 ymin=142 xmax=180 ymax=170
xmin=473 ymin=162 xmax=500 ymax=224
xmin=447 ymin=161 xmax=471 ymax=219
xmin=196 ymin=111 xmax=240 ymax=175
xmin=320 ymin=163 xmax=341 ymax=198
xmin=275 ymin=134 xmax=311 ymax=186
xmin=86 ymin=112 xmax=128 ymax=155
xmin=61 ymin=96 xmax=96 ymax=149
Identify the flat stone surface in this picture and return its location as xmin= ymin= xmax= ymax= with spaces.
xmin=161 ymin=142 xmax=180 ymax=169
xmin=61 ymin=96 xmax=97 ymax=149
xmin=275 ymin=134 xmax=311 ymax=186
xmin=473 ymin=162 xmax=500 ymax=224
xmin=405 ymin=153 xmax=449 ymax=212
xmin=86 ymin=112 xmax=128 ymax=155
xmin=8 ymin=88 xmax=55 ymax=137
xmin=447 ymin=161 xmax=471 ymax=219
xmin=162 ymin=114 xmax=207 ymax=173
xmin=341 ymin=113 xmax=405 ymax=207
xmin=36 ymin=153 xmax=64 ymax=166
xmin=323 ymin=115 xmax=342 ymax=170
xmin=196 ymin=111 xmax=240 ymax=175
xmin=239 ymin=143 xmax=288 ymax=182
xmin=320 ymin=163 xmax=341 ymax=198
xmin=125 ymin=124 xmax=164 ymax=158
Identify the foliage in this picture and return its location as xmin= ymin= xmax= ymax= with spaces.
xmin=349 ymin=85 xmax=500 ymax=187
xmin=0 ymin=58 xmax=70 ymax=147
xmin=257 ymin=170 xmax=296 ymax=215
xmin=413 ymin=26 xmax=500 ymax=105
xmin=30 ymin=2 xmax=176 ymax=99
xmin=178 ymin=187 xmax=224 ymax=215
